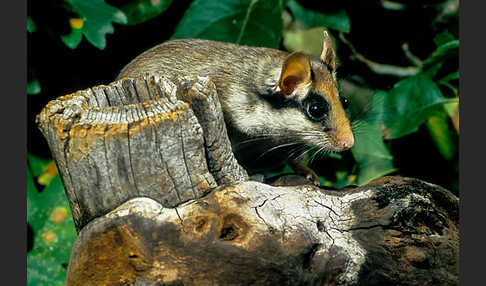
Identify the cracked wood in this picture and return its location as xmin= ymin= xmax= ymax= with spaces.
xmin=36 ymin=74 xmax=247 ymax=230
xmin=36 ymin=74 xmax=458 ymax=285
xmin=65 ymin=177 xmax=458 ymax=286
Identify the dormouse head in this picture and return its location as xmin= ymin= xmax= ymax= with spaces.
xmin=275 ymin=31 xmax=354 ymax=152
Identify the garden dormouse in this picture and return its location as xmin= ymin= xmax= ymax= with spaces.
xmin=117 ymin=32 xmax=354 ymax=184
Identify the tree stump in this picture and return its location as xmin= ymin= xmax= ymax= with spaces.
xmin=36 ymin=75 xmax=459 ymax=285
xmin=36 ymin=74 xmax=247 ymax=230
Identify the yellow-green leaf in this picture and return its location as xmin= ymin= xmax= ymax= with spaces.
xmin=37 ymin=161 xmax=58 ymax=186
xmin=62 ymin=0 xmax=128 ymax=49
xmin=426 ymin=112 xmax=456 ymax=161
xmin=283 ymin=26 xmax=329 ymax=57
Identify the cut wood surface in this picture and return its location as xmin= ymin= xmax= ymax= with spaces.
xmin=36 ymin=75 xmax=458 ymax=285
xmin=36 ymin=74 xmax=247 ymax=230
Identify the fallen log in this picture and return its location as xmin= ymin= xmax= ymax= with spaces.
xmin=36 ymin=75 xmax=459 ymax=285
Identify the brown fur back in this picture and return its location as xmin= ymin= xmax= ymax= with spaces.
xmin=118 ymin=39 xmax=288 ymax=112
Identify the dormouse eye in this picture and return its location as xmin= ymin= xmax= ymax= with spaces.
xmin=339 ymin=96 xmax=349 ymax=109
xmin=305 ymin=96 xmax=329 ymax=121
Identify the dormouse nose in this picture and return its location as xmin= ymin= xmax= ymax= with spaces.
xmin=339 ymin=134 xmax=354 ymax=150
xmin=333 ymin=127 xmax=354 ymax=151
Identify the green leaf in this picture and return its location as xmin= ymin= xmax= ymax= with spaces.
xmin=38 ymin=162 xmax=58 ymax=186
xmin=27 ymin=78 xmax=41 ymax=95
xmin=282 ymin=164 xmax=294 ymax=174
xmin=439 ymin=71 xmax=459 ymax=83
xmin=65 ymin=0 xmax=128 ymax=49
xmin=27 ymin=16 xmax=37 ymax=33
xmin=286 ymin=0 xmax=350 ymax=33
xmin=434 ymin=31 xmax=455 ymax=47
xmin=27 ymin=254 xmax=67 ymax=286
xmin=61 ymin=27 xmax=83 ymax=49
xmin=28 ymin=154 xmax=52 ymax=177
xmin=27 ymin=174 xmax=77 ymax=286
xmin=421 ymin=62 xmax=443 ymax=80
xmin=426 ymin=111 xmax=456 ymax=161
xmin=172 ymin=0 xmax=284 ymax=48
xmin=381 ymin=74 xmax=458 ymax=139
xmin=438 ymin=81 xmax=458 ymax=97
xmin=283 ymin=26 xmax=327 ymax=57
xmin=351 ymin=91 xmax=396 ymax=185
xmin=120 ymin=0 xmax=173 ymax=25
xmin=443 ymin=101 xmax=459 ymax=118
xmin=422 ymin=40 xmax=459 ymax=70
xmin=28 ymin=153 xmax=58 ymax=187
xmin=266 ymin=163 xmax=294 ymax=178
xmin=28 ymin=174 xmax=75 ymax=235
xmin=326 ymin=153 xmax=342 ymax=160
xmin=319 ymin=176 xmax=327 ymax=187
xmin=334 ymin=170 xmax=352 ymax=189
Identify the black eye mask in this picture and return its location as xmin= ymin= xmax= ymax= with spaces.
xmin=302 ymin=92 xmax=329 ymax=122
xmin=262 ymin=91 xmax=301 ymax=110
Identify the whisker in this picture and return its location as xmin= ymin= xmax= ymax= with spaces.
xmin=295 ymin=145 xmax=316 ymax=162
xmin=234 ymin=133 xmax=282 ymax=144
xmin=255 ymin=141 xmax=302 ymax=161
xmin=286 ymin=144 xmax=308 ymax=163
xmin=309 ymin=147 xmax=322 ymax=165
xmin=311 ymin=147 xmax=330 ymax=165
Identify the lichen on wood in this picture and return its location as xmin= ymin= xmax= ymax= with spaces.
xmin=65 ymin=177 xmax=458 ymax=286
xmin=36 ymin=74 xmax=458 ymax=285
xmin=36 ymin=74 xmax=247 ymax=230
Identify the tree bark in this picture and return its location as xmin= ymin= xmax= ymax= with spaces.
xmin=36 ymin=74 xmax=247 ymax=230
xmin=64 ymin=176 xmax=458 ymax=286
xmin=36 ymin=75 xmax=458 ymax=285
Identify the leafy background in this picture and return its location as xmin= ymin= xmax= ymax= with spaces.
xmin=27 ymin=0 xmax=459 ymax=284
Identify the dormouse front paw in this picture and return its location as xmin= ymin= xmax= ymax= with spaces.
xmin=290 ymin=160 xmax=322 ymax=187
xmin=304 ymin=170 xmax=322 ymax=187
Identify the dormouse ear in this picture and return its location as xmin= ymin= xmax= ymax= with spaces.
xmin=320 ymin=31 xmax=336 ymax=71
xmin=278 ymin=51 xmax=311 ymax=98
